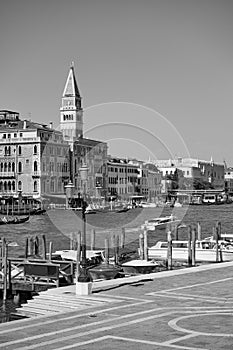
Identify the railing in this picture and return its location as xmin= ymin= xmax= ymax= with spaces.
xmin=0 ymin=257 xmax=75 ymax=290
xmin=0 ymin=171 xmax=15 ymax=177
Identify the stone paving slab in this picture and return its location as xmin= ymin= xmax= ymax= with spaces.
xmin=1 ymin=261 xmax=233 ymax=349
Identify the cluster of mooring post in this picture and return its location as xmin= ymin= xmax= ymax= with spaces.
xmin=75 ymin=228 xmax=125 ymax=296
xmin=24 ymin=234 xmax=51 ymax=259
xmin=138 ymin=220 xmax=224 ymax=270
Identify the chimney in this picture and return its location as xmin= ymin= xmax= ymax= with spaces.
xmin=23 ymin=120 xmax=27 ymax=129
xmin=49 ymin=122 xmax=53 ymax=129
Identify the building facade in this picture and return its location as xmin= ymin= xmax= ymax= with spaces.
xmin=155 ymin=157 xmax=225 ymax=190
xmin=0 ymin=110 xmax=70 ymax=199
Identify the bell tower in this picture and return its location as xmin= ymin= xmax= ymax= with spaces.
xmin=60 ymin=62 xmax=83 ymax=143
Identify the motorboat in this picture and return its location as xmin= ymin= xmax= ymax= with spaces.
xmin=53 ymin=249 xmax=105 ymax=265
xmin=147 ymin=240 xmax=233 ymax=262
xmin=141 ymin=215 xmax=180 ymax=231
xmin=0 ymin=215 xmax=30 ymax=225
xmin=139 ymin=202 xmax=157 ymax=208
xmin=121 ymin=259 xmax=159 ymax=275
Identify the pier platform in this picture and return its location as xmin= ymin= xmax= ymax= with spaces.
xmin=1 ymin=261 xmax=233 ymax=349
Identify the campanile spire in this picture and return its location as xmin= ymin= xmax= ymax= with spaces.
xmin=60 ymin=63 xmax=83 ymax=143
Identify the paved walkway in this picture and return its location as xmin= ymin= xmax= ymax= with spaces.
xmin=1 ymin=262 xmax=233 ymax=349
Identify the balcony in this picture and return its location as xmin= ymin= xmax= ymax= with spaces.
xmin=32 ymin=171 xmax=41 ymax=177
xmin=0 ymin=171 xmax=15 ymax=178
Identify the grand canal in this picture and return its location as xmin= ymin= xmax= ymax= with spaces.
xmin=1 ymin=203 xmax=233 ymax=258
xmin=1 ymin=203 xmax=233 ymax=321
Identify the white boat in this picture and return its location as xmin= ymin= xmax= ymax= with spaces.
xmin=148 ymin=240 xmax=233 ymax=262
xmin=139 ymin=202 xmax=157 ymax=208
xmin=141 ymin=215 xmax=180 ymax=231
xmin=121 ymin=259 xmax=159 ymax=275
xmin=54 ymin=249 xmax=104 ymax=263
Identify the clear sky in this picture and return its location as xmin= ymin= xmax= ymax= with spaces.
xmin=1 ymin=0 xmax=233 ymax=164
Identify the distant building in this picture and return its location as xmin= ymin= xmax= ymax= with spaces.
xmin=225 ymin=167 xmax=233 ymax=195
xmin=107 ymin=157 xmax=140 ymax=199
xmin=155 ymin=157 xmax=225 ymax=190
xmin=0 ymin=110 xmax=70 ymax=199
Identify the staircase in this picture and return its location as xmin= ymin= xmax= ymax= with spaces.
xmin=16 ymin=286 xmax=121 ymax=318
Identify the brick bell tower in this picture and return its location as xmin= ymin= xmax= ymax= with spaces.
xmin=60 ymin=62 xmax=83 ymax=147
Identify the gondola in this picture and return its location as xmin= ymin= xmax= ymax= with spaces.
xmin=0 ymin=215 xmax=30 ymax=225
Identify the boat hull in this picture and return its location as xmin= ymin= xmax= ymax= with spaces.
xmin=148 ymin=247 xmax=233 ymax=262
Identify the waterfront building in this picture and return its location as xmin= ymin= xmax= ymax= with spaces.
xmin=107 ymin=157 xmax=139 ymax=200
xmin=72 ymin=138 xmax=108 ymax=200
xmin=59 ymin=63 xmax=108 ymax=201
xmin=136 ymin=162 xmax=162 ymax=201
xmin=224 ymin=167 xmax=233 ymax=196
xmin=155 ymin=157 xmax=225 ymax=190
xmin=0 ymin=110 xmax=70 ymax=200
xmin=106 ymin=157 xmax=162 ymax=202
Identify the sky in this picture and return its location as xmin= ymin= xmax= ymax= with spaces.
xmin=0 ymin=0 xmax=233 ymax=164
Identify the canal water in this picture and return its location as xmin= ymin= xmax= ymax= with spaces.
xmin=1 ymin=203 xmax=233 ymax=321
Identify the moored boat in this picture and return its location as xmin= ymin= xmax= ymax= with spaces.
xmin=141 ymin=215 xmax=180 ymax=231
xmin=148 ymin=240 xmax=233 ymax=262
xmin=0 ymin=215 xmax=30 ymax=225
xmin=121 ymin=259 xmax=158 ymax=275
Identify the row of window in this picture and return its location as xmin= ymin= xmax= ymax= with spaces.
xmin=63 ymin=114 xmax=74 ymax=121
xmin=0 ymin=161 xmax=38 ymax=173
xmin=0 ymin=180 xmax=38 ymax=192
xmin=108 ymin=167 xmax=138 ymax=173
xmin=108 ymin=177 xmax=138 ymax=185
xmin=2 ymin=132 xmax=23 ymax=139
xmin=3 ymin=145 xmax=38 ymax=156
xmin=41 ymin=162 xmax=68 ymax=173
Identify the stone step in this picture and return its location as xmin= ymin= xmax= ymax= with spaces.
xmin=26 ymin=298 xmax=87 ymax=310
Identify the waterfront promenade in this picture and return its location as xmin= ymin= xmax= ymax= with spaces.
xmin=1 ymin=261 xmax=233 ymax=349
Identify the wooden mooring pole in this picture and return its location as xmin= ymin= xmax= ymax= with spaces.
xmin=191 ymin=227 xmax=196 ymax=266
xmin=120 ymin=228 xmax=125 ymax=249
xmin=76 ymin=231 xmax=81 ymax=281
xmin=143 ymin=226 xmax=148 ymax=261
xmin=105 ymin=238 xmax=109 ymax=265
xmin=187 ymin=226 xmax=192 ymax=266
xmin=90 ymin=229 xmax=96 ymax=250
xmin=115 ymin=235 xmax=119 ymax=265
xmin=139 ymin=232 xmax=144 ymax=260
xmin=2 ymin=238 xmax=7 ymax=312
xmin=197 ymin=222 xmax=202 ymax=241
xmin=167 ymin=229 xmax=172 ymax=270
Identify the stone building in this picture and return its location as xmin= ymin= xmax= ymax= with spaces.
xmin=0 ymin=110 xmax=70 ymax=199
xmin=155 ymin=157 xmax=225 ymax=190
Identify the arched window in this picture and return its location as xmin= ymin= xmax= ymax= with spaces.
xmin=4 ymin=162 xmax=7 ymax=172
xmin=0 ymin=182 xmax=2 ymax=191
xmin=18 ymin=181 xmax=22 ymax=191
xmin=12 ymin=181 xmax=15 ymax=191
xmin=33 ymin=145 xmax=37 ymax=154
xmin=8 ymin=146 xmax=11 ymax=155
xmin=8 ymin=162 xmax=11 ymax=172
xmin=0 ymin=163 xmax=3 ymax=172
xmin=18 ymin=146 xmax=22 ymax=155
xmin=4 ymin=181 xmax=7 ymax=191
xmin=12 ymin=162 xmax=15 ymax=172
xmin=75 ymin=159 xmax=77 ymax=173
xmin=8 ymin=181 xmax=11 ymax=191
xmin=34 ymin=161 xmax=38 ymax=172
xmin=4 ymin=146 xmax=7 ymax=155
xmin=33 ymin=181 xmax=37 ymax=192
xmin=18 ymin=162 xmax=22 ymax=173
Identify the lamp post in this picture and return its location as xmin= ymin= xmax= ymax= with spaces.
xmin=65 ymin=181 xmax=74 ymax=209
xmin=77 ymin=164 xmax=91 ymax=283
